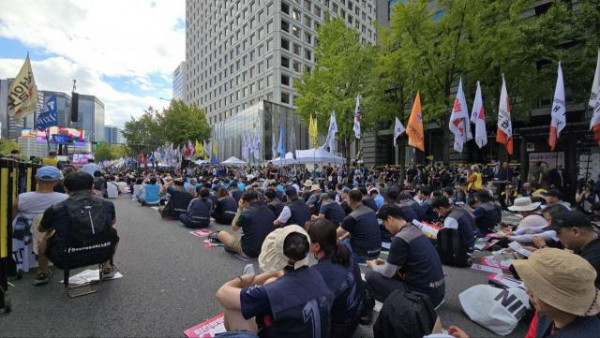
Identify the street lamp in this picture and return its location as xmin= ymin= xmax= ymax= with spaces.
xmin=385 ymin=86 xmax=406 ymax=186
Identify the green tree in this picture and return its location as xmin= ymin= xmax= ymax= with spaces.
xmin=121 ymin=107 xmax=164 ymax=154
xmin=156 ymin=99 xmax=212 ymax=146
xmin=93 ymin=142 xmax=115 ymax=162
xmin=295 ymin=18 xmax=374 ymax=163
xmin=387 ymin=0 xmax=537 ymax=162
xmin=0 ymin=139 xmax=20 ymax=155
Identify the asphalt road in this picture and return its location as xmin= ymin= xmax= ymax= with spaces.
xmin=0 ymin=196 xmax=528 ymax=337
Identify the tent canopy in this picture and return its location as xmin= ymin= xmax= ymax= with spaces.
xmin=194 ymin=159 xmax=209 ymax=165
xmin=221 ymin=156 xmax=247 ymax=166
xmin=269 ymin=152 xmax=298 ymax=165
xmin=295 ymin=148 xmax=345 ymax=164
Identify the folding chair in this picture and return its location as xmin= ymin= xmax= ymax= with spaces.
xmin=63 ymin=263 xmax=104 ymax=298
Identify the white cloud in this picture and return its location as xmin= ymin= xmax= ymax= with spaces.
xmin=0 ymin=0 xmax=184 ymax=128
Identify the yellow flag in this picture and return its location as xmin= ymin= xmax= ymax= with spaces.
xmin=312 ymin=117 xmax=318 ymax=149
xmin=213 ymin=142 xmax=218 ymax=158
xmin=8 ymin=55 xmax=38 ymax=120
xmin=195 ymin=140 xmax=205 ymax=158
xmin=309 ymin=115 xmax=318 ymax=149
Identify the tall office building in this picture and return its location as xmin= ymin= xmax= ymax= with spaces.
xmin=173 ymin=61 xmax=187 ymax=100
xmin=185 ymin=0 xmax=377 ymax=125
xmin=71 ymin=94 xmax=105 ymax=142
xmin=185 ymin=0 xmax=377 ymax=160
xmin=104 ymin=125 xmax=120 ymax=144
xmin=39 ymin=91 xmax=72 ymax=128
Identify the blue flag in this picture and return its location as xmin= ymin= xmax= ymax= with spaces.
xmin=277 ymin=120 xmax=285 ymax=156
xmin=37 ymin=95 xmax=57 ymax=130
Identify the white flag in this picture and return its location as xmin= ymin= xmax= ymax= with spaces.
xmin=590 ymin=49 xmax=600 ymax=108
xmin=252 ymin=129 xmax=260 ymax=160
xmin=322 ymin=110 xmax=338 ymax=151
xmin=271 ymin=132 xmax=277 ymax=159
xmin=549 ymin=62 xmax=566 ymax=151
xmin=449 ymin=78 xmax=471 ymax=152
xmin=473 ymin=81 xmax=487 ymax=148
xmin=393 ymin=117 xmax=405 ymax=147
xmin=353 ymin=95 xmax=361 ymax=139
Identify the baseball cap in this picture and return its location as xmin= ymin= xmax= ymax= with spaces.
xmin=341 ymin=187 xmax=351 ymax=193
xmin=547 ymin=210 xmax=592 ymax=231
xmin=35 ymin=166 xmax=62 ymax=181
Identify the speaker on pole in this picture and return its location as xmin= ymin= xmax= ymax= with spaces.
xmin=70 ymin=92 xmax=79 ymax=122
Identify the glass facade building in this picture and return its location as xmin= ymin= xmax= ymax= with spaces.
xmin=71 ymin=94 xmax=105 ymax=142
xmin=212 ymin=100 xmax=308 ymax=162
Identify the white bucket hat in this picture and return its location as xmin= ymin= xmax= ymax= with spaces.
xmin=507 ymin=197 xmax=541 ymax=212
xmin=259 ymin=225 xmax=310 ymax=273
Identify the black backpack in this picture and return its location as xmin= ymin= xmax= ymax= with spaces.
xmin=373 ymin=289 xmax=437 ymax=338
xmin=47 ymin=196 xmax=118 ymax=269
xmin=436 ymin=228 xmax=469 ymax=267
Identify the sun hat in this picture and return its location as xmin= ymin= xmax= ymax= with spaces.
xmin=511 ymin=248 xmax=600 ymax=316
xmin=303 ymin=179 xmax=313 ymax=188
xmin=310 ymin=184 xmax=321 ymax=192
xmin=259 ymin=225 xmax=310 ymax=273
xmin=507 ymin=197 xmax=541 ymax=212
xmin=35 ymin=166 xmax=62 ymax=181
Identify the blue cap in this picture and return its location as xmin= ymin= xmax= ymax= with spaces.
xmin=36 ymin=166 xmax=62 ymax=181
xmin=341 ymin=187 xmax=351 ymax=193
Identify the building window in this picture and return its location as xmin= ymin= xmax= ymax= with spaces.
xmin=292 ymin=25 xmax=301 ymax=38
xmin=281 ymin=2 xmax=290 ymax=14
xmin=293 ymin=60 xmax=301 ymax=72
xmin=281 ymin=20 xmax=290 ymax=32
xmin=281 ymin=92 xmax=290 ymax=104
xmin=293 ymin=43 xmax=301 ymax=55
xmin=281 ymin=74 xmax=290 ymax=86
xmin=281 ymin=56 xmax=290 ymax=68
xmin=305 ymin=49 xmax=312 ymax=60
xmin=281 ymin=38 xmax=290 ymax=50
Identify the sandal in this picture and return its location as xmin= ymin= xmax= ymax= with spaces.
xmin=33 ymin=270 xmax=53 ymax=286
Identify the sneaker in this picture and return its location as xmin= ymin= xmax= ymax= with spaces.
xmin=208 ymin=231 xmax=221 ymax=243
xmin=102 ymin=265 xmax=118 ymax=280
xmin=33 ymin=270 xmax=53 ymax=286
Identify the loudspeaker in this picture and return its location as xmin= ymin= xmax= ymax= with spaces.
xmin=70 ymin=92 xmax=79 ymax=122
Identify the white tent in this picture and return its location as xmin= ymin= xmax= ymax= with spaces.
xmin=221 ymin=156 xmax=247 ymax=166
xmin=295 ymin=148 xmax=345 ymax=164
xmin=269 ymin=152 xmax=298 ymax=165
xmin=194 ymin=159 xmax=209 ymax=165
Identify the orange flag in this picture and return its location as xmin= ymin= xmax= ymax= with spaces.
xmin=407 ymin=92 xmax=425 ymax=152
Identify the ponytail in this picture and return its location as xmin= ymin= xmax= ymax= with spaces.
xmin=331 ymin=242 xmax=350 ymax=267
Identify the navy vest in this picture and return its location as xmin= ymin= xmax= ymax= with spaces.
xmin=475 ymin=201 xmax=500 ymax=235
xmin=404 ymin=199 xmax=426 ymax=221
xmin=165 ymin=190 xmax=193 ymax=217
xmin=262 ymin=267 xmax=334 ymax=338
xmin=286 ymin=200 xmax=311 ymax=227
xmin=448 ymin=206 xmax=477 ymax=253
xmin=240 ymin=202 xmax=276 ymax=257
xmin=187 ymin=198 xmax=213 ymax=227
xmin=268 ymin=200 xmax=285 ymax=218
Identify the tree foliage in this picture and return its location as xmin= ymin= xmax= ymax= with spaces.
xmin=121 ymin=100 xmax=211 ymax=155
xmin=295 ymin=18 xmax=374 ymax=162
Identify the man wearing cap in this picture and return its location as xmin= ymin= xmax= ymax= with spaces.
xmin=305 ymin=184 xmax=322 ymax=212
xmin=363 ymin=204 xmax=445 ymax=323
xmin=513 ymin=248 xmax=600 ymax=336
xmin=215 ymin=225 xmax=334 ymax=337
xmin=338 ymin=190 xmax=382 ymax=261
xmin=314 ymin=192 xmax=346 ymax=227
xmin=12 ymin=166 xmax=69 ymax=284
xmin=431 ymin=196 xmax=477 ymax=257
xmin=274 ymin=186 xmax=311 ymax=228
xmin=543 ymin=189 xmax=571 ymax=210
xmin=549 ymin=211 xmax=600 ymax=287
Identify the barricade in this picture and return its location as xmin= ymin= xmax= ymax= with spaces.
xmin=1 ymin=159 xmax=40 ymax=312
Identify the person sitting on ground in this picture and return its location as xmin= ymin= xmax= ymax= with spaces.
xmin=313 ymin=192 xmax=346 ymax=227
xmin=215 ymin=225 xmax=333 ymax=337
xmin=139 ymin=175 xmax=161 ymax=206
xmin=81 ymin=159 xmax=101 ymax=177
xmin=306 ymin=219 xmax=364 ymax=337
xmin=180 ymin=187 xmax=213 ymax=228
xmin=305 ymin=184 xmax=322 ymax=214
xmin=471 ymin=190 xmax=501 ymax=235
xmin=417 ymin=186 xmax=437 ymax=222
xmin=431 ymin=196 xmax=477 ymax=258
xmin=442 ymin=187 xmax=456 ymax=205
xmin=132 ymin=178 xmax=144 ymax=202
xmin=92 ymin=170 xmax=106 ymax=198
xmin=359 ymin=187 xmax=379 ymax=212
xmin=106 ymin=176 xmax=120 ymax=199
xmin=499 ymin=184 xmax=518 ymax=209
xmin=397 ymin=191 xmax=425 ymax=222
xmin=265 ymin=190 xmax=284 ymax=218
xmin=546 ymin=211 xmax=600 ymax=287
xmin=268 ymin=181 xmax=285 ymax=202
xmin=210 ymin=191 xmax=275 ymax=258
xmin=363 ymin=204 xmax=445 ymax=324
xmin=542 ymin=189 xmax=571 ymax=210
xmin=39 ymin=171 xmax=119 ymax=284
xmin=369 ymin=189 xmax=384 ymax=209
xmin=230 ymin=181 xmax=243 ymax=203
xmin=212 ymin=187 xmax=238 ymax=225
xmin=337 ymin=190 xmax=382 ymax=262
xmin=274 ymin=186 xmax=311 ymax=228
xmin=449 ymin=248 xmax=600 ymax=338
xmin=502 ymin=197 xmax=553 ymax=245
xmin=160 ymin=178 xmax=193 ymax=220
xmin=13 ymin=166 xmax=69 ymax=284
xmin=576 ymin=183 xmax=599 ymax=215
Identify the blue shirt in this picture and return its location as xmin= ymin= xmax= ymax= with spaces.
xmin=143 ymin=183 xmax=161 ymax=204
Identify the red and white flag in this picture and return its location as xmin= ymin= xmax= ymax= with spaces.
xmin=353 ymin=95 xmax=361 ymax=139
xmin=548 ymin=62 xmax=566 ymax=151
xmin=472 ymin=81 xmax=487 ymax=148
xmin=449 ymin=78 xmax=472 ymax=153
xmin=590 ymin=50 xmax=600 ymax=145
xmin=496 ymin=75 xmax=513 ymax=155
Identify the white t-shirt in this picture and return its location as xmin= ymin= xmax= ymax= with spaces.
xmin=106 ymin=181 xmax=120 ymax=199
xmin=18 ymin=191 xmax=69 ymax=216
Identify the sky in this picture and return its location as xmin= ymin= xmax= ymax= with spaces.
xmin=0 ymin=0 xmax=185 ymax=128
